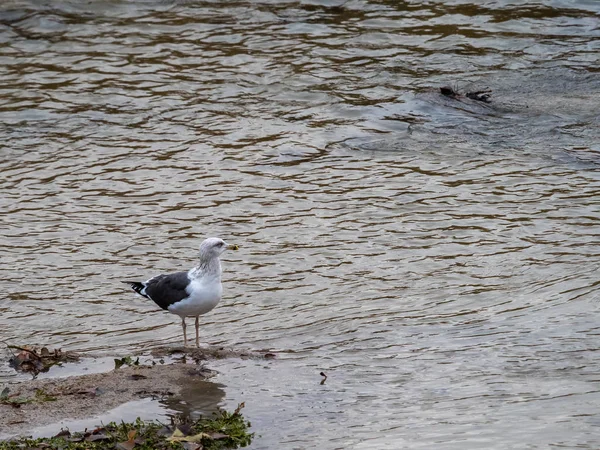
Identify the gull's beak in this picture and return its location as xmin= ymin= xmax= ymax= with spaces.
xmin=227 ymin=243 xmax=239 ymax=251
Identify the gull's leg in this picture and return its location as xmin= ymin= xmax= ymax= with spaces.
xmin=181 ymin=317 xmax=187 ymax=347
xmin=195 ymin=316 xmax=200 ymax=348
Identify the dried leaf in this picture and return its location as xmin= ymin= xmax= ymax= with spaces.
xmin=176 ymin=433 xmax=211 ymax=443
xmin=166 ymin=428 xmax=212 ymax=443
xmin=166 ymin=428 xmax=186 ymax=441
xmin=7 ymin=345 xmax=76 ymax=375
xmin=208 ymin=432 xmax=229 ymax=440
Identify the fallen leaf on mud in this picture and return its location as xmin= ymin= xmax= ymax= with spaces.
xmin=182 ymin=443 xmax=203 ymax=450
xmin=116 ymin=429 xmax=137 ymax=450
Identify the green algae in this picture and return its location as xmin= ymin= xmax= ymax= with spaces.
xmin=0 ymin=404 xmax=252 ymax=450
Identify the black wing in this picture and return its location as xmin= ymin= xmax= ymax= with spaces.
xmin=126 ymin=271 xmax=191 ymax=310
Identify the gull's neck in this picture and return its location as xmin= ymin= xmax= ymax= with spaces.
xmin=190 ymin=254 xmax=222 ymax=280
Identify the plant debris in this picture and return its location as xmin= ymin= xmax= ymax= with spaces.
xmin=149 ymin=345 xmax=273 ymax=361
xmin=440 ymin=85 xmax=492 ymax=103
xmin=440 ymin=85 xmax=460 ymax=99
xmin=0 ymin=404 xmax=253 ymax=450
xmin=0 ymin=387 xmax=31 ymax=408
xmin=465 ymin=89 xmax=492 ymax=103
xmin=7 ymin=345 xmax=79 ymax=375
xmin=114 ymin=356 xmax=140 ymax=370
xmin=116 ymin=429 xmax=137 ymax=450
xmin=0 ymin=387 xmax=56 ymax=408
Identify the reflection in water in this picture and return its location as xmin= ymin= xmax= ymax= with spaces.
xmin=24 ymin=379 xmax=226 ymax=440
xmin=1 ymin=0 xmax=599 ymax=448
xmin=163 ymin=379 xmax=227 ymax=419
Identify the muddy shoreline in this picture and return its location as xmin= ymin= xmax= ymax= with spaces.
xmin=0 ymin=346 xmax=272 ymax=440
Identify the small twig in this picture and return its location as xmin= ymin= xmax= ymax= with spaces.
xmin=6 ymin=345 xmax=42 ymax=360
xmin=320 ymin=372 xmax=328 ymax=385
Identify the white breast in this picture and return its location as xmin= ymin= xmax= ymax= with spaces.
xmin=168 ymin=276 xmax=222 ymax=318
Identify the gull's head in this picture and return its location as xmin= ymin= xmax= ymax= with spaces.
xmin=199 ymin=237 xmax=239 ymax=258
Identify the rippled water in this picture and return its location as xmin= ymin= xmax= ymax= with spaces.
xmin=1 ymin=0 xmax=600 ymax=448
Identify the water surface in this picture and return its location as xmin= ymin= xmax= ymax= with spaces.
xmin=1 ymin=0 xmax=600 ymax=448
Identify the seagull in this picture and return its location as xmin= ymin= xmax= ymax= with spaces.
xmin=123 ymin=237 xmax=238 ymax=347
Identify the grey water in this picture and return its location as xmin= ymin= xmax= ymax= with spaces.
xmin=1 ymin=0 xmax=600 ymax=448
